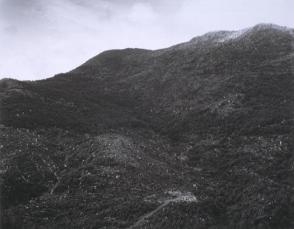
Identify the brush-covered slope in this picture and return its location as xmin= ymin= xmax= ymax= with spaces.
xmin=1 ymin=24 xmax=294 ymax=229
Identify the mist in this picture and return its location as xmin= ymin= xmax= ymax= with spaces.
xmin=0 ymin=0 xmax=293 ymax=80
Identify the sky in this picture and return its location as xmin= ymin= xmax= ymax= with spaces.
xmin=0 ymin=0 xmax=293 ymax=80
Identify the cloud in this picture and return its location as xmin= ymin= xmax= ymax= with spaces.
xmin=0 ymin=0 xmax=293 ymax=80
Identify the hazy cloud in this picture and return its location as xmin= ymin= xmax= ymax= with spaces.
xmin=0 ymin=0 xmax=293 ymax=80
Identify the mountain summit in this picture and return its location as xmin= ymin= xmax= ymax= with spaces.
xmin=1 ymin=24 xmax=294 ymax=229
xmin=188 ymin=23 xmax=293 ymax=44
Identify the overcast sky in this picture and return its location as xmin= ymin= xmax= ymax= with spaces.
xmin=0 ymin=0 xmax=293 ymax=80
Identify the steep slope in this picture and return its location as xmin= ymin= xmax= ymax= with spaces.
xmin=1 ymin=24 xmax=294 ymax=229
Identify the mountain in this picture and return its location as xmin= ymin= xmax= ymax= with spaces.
xmin=1 ymin=23 xmax=294 ymax=229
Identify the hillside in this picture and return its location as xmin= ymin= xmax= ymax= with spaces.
xmin=1 ymin=23 xmax=294 ymax=229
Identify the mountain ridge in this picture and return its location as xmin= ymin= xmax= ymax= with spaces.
xmin=1 ymin=23 xmax=294 ymax=229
